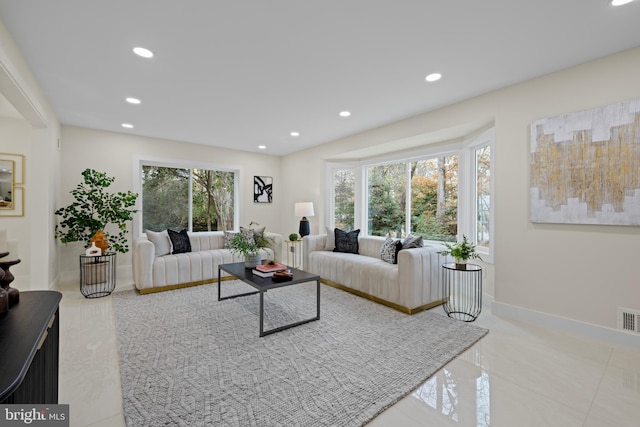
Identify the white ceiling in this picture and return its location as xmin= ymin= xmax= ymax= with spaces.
xmin=1 ymin=1 xmax=639 ymax=156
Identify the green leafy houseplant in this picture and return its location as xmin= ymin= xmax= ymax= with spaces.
xmin=438 ymin=235 xmax=482 ymax=266
xmin=288 ymin=233 xmax=298 ymax=241
xmin=228 ymin=232 xmax=261 ymax=259
xmin=54 ymin=169 xmax=138 ymax=253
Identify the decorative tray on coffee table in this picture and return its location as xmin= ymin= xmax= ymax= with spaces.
xmin=271 ymin=271 xmax=293 ymax=282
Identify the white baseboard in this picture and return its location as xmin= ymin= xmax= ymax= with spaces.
xmin=492 ymin=300 xmax=640 ymax=349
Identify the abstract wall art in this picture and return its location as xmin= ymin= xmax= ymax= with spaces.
xmin=254 ymin=176 xmax=273 ymax=203
xmin=530 ymin=99 xmax=640 ymax=225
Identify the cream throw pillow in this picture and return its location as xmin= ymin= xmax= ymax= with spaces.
xmin=145 ymin=229 xmax=171 ymax=256
xmin=324 ymin=226 xmax=335 ymax=251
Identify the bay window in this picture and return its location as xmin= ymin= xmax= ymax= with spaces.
xmin=329 ymin=127 xmax=494 ymax=261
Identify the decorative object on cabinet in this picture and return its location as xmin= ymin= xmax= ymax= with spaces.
xmin=0 ymin=267 xmax=7 ymax=315
xmin=0 ymin=257 xmax=21 ymax=307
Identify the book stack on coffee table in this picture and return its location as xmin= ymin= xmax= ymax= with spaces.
xmin=252 ymin=262 xmax=288 ymax=278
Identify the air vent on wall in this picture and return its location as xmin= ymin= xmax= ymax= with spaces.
xmin=617 ymin=308 xmax=640 ymax=334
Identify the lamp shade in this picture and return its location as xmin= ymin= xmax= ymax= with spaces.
xmin=294 ymin=202 xmax=315 ymax=218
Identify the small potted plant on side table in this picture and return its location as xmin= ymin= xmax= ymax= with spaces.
xmin=438 ymin=235 xmax=482 ymax=269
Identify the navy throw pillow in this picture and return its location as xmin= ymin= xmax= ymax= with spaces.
xmin=333 ymin=228 xmax=360 ymax=254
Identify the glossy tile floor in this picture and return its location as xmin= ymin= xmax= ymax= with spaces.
xmin=54 ymin=282 xmax=640 ymax=427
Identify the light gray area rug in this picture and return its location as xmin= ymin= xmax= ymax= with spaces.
xmin=113 ymin=281 xmax=488 ymax=426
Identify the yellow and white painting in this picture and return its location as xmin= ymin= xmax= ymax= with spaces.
xmin=530 ymin=99 xmax=640 ymax=225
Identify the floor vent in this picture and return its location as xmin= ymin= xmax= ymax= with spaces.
xmin=617 ymin=308 xmax=640 ymax=334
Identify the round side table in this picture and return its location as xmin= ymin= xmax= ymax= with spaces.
xmin=79 ymin=253 xmax=116 ymax=298
xmin=442 ymin=262 xmax=482 ymax=322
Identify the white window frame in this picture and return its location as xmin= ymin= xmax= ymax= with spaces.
xmin=132 ymin=156 xmax=240 ymax=237
xmin=463 ymin=127 xmax=495 ymax=264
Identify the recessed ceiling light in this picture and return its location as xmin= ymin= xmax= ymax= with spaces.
xmin=126 ymin=97 xmax=141 ymax=104
xmin=290 ymin=131 xmax=300 ymax=137
xmin=339 ymin=111 xmax=351 ymax=117
xmin=258 ymin=145 xmax=266 ymax=150
xmin=425 ymin=73 xmax=442 ymax=82
xmin=122 ymin=123 xmax=134 ymax=129
xmin=611 ymin=0 xmax=635 ymax=5
xmin=132 ymin=47 xmax=154 ymax=58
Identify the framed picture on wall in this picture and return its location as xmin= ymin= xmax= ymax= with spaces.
xmin=254 ymin=176 xmax=273 ymax=203
xmin=530 ymin=98 xmax=640 ymax=225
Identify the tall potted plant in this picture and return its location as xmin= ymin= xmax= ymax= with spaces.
xmin=55 ymin=169 xmax=138 ymax=293
xmin=54 ymin=168 xmax=138 ymax=253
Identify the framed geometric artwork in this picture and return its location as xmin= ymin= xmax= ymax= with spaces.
xmin=254 ymin=176 xmax=273 ymax=203
xmin=530 ymin=99 xmax=640 ymax=225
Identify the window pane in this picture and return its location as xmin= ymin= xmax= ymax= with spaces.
xmin=142 ymin=166 xmax=189 ymax=231
xmin=410 ymin=156 xmax=458 ymax=242
xmin=333 ymin=169 xmax=355 ymax=230
xmin=367 ymin=163 xmax=406 ymax=237
xmin=476 ymin=146 xmax=491 ymax=248
xmin=192 ymin=169 xmax=235 ymax=232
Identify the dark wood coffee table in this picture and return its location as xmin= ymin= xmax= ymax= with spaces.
xmin=217 ymin=262 xmax=320 ymax=337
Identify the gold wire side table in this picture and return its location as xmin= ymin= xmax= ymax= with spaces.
xmin=285 ymin=240 xmax=302 ymax=268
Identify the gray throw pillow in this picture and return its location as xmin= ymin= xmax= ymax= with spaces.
xmin=380 ymin=237 xmax=400 ymax=264
xmin=402 ymin=234 xmax=424 ymax=249
xmin=241 ymin=226 xmax=265 ymax=246
xmin=223 ymin=231 xmax=237 ymax=248
xmin=145 ymin=229 xmax=171 ymax=256
xmin=333 ymin=228 xmax=360 ymax=254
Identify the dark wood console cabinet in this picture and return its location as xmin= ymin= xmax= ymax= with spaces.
xmin=0 ymin=291 xmax=62 ymax=404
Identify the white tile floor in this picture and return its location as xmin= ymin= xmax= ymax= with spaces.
xmin=54 ymin=282 xmax=640 ymax=427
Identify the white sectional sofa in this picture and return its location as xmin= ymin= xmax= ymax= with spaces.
xmin=133 ymin=231 xmax=283 ymax=294
xmin=303 ymin=234 xmax=448 ymax=314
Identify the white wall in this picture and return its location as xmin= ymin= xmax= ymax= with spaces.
xmin=0 ymin=17 xmax=61 ymax=291
xmin=282 ymin=47 xmax=640 ymax=337
xmin=58 ymin=126 xmax=284 ymax=285
xmin=0 ymin=117 xmax=30 ymax=281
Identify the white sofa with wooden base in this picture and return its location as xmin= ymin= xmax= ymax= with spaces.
xmin=303 ymin=234 xmax=447 ymax=314
xmin=133 ymin=231 xmax=283 ymax=294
